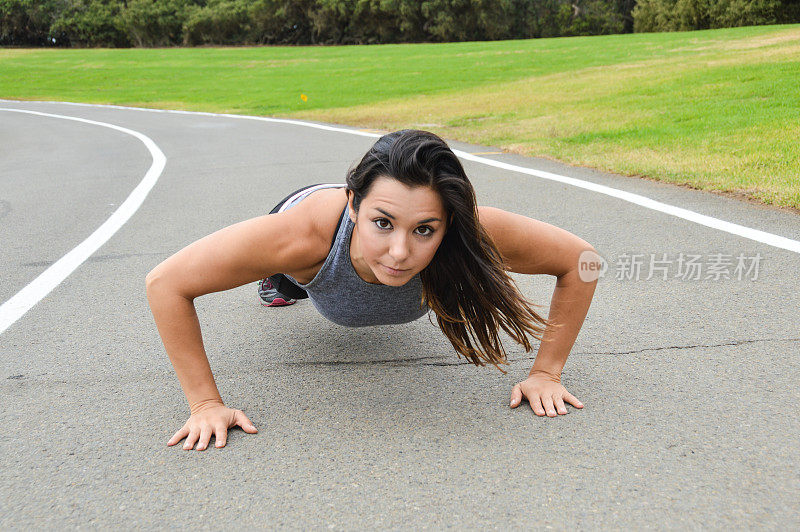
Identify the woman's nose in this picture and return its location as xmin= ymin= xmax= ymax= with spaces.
xmin=388 ymin=233 xmax=410 ymax=262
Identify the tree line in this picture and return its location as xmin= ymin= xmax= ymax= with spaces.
xmin=1 ymin=0 xmax=798 ymax=48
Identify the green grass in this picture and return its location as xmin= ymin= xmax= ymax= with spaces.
xmin=2 ymin=24 xmax=799 ymax=209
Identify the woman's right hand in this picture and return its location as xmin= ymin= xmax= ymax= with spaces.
xmin=167 ymin=400 xmax=258 ymax=450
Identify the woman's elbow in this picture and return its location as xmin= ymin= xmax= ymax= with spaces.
xmin=573 ymin=243 xmax=604 ymax=284
xmin=145 ymin=266 xmax=170 ymax=292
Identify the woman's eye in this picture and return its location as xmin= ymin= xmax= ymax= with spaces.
xmin=374 ymin=219 xmax=434 ymax=237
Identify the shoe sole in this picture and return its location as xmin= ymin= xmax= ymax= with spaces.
xmin=260 ymin=297 xmax=296 ymax=307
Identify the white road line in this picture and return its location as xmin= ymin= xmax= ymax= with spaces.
xmin=3 ymin=100 xmax=796 ymax=255
xmin=454 ymin=152 xmax=800 ymax=254
xmin=0 ymin=108 xmax=167 ymax=336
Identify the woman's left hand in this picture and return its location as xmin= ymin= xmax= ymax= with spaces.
xmin=509 ymin=370 xmax=583 ymax=416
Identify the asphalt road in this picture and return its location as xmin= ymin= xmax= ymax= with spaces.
xmin=1 ymin=100 xmax=798 ymax=529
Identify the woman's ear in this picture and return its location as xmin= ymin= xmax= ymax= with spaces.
xmin=347 ymin=192 xmax=357 ymax=224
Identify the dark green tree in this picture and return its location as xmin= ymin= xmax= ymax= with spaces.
xmin=632 ymin=0 xmax=796 ymax=32
xmin=118 ymin=0 xmax=196 ymax=47
xmin=0 ymin=0 xmax=64 ymax=46
xmin=49 ymin=0 xmax=130 ymax=47
xmin=183 ymin=0 xmax=251 ymax=45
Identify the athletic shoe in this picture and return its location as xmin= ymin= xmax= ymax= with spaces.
xmin=258 ymin=277 xmax=296 ymax=307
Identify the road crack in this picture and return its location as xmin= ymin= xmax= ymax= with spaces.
xmin=277 ymin=337 xmax=800 ymax=368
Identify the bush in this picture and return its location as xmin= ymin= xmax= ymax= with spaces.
xmin=0 ymin=0 xmax=62 ymax=46
xmin=632 ymin=0 xmax=788 ymax=32
xmin=49 ymin=0 xmax=129 ymax=47
xmin=563 ymin=0 xmax=628 ymax=36
xmin=183 ymin=0 xmax=252 ymax=45
xmin=248 ymin=0 xmax=315 ymax=45
xmin=118 ymin=0 xmax=195 ymax=47
xmin=510 ymin=0 xmax=627 ymax=39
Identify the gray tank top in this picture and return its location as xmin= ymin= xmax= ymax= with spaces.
xmin=283 ymin=200 xmax=430 ymax=328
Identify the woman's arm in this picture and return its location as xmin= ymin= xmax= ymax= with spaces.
xmin=148 ymin=271 xmax=258 ymax=450
xmin=146 ymin=206 xmax=322 ymax=448
xmin=145 ymin=277 xmax=223 ymax=412
xmin=478 ymin=206 xmax=599 ymax=416
xmin=528 ymin=264 xmax=597 ymax=377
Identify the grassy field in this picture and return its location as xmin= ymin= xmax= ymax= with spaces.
xmin=2 ymin=24 xmax=798 ymax=210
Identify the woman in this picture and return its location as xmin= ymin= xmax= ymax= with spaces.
xmin=146 ymin=129 xmax=598 ymax=451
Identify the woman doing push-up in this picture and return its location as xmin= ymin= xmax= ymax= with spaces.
xmin=146 ymin=129 xmax=599 ymax=451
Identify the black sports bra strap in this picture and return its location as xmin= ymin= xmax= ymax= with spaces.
xmin=331 ymin=204 xmax=347 ymax=248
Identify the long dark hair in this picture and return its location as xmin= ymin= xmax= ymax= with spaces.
xmin=345 ymin=129 xmax=558 ymax=374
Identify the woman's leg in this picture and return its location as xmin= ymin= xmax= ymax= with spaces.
xmin=257 ymin=277 xmax=296 ymax=307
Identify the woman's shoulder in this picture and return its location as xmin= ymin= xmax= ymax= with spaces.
xmin=278 ymin=187 xmax=349 ymax=282
xmin=304 ymin=187 xmax=350 ymax=243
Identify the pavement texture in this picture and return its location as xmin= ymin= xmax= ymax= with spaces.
xmin=1 ymin=100 xmax=798 ymax=529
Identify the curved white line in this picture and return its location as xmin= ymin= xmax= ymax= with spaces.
xmin=0 ymin=108 xmax=167 ymax=336
xmin=454 ymin=153 xmax=800 ymax=254
xmin=3 ymin=99 xmax=796 ymax=255
xmin=0 ymin=99 xmax=800 ymax=253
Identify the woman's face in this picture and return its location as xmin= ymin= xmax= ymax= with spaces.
xmin=348 ymin=175 xmax=448 ymax=286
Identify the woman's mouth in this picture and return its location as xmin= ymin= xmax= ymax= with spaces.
xmin=382 ymin=264 xmax=408 ymax=275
